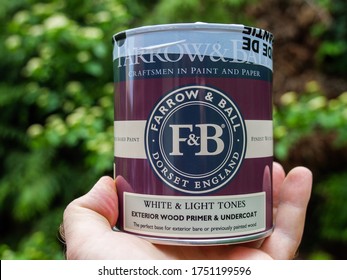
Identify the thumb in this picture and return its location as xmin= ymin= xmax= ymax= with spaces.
xmin=62 ymin=176 xmax=118 ymax=259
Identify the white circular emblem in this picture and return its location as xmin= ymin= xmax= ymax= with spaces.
xmin=145 ymin=85 xmax=247 ymax=194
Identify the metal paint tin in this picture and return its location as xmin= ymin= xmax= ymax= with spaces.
xmin=113 ymin=23 xmax=274 ymax=245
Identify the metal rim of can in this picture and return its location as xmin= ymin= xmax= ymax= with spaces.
xmin=113 ymin=22 xmax=273 ymax=43
xmin=113 ymin=226 xmax=274 ymax=246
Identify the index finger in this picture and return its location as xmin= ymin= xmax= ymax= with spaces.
xmin=260 ymin=166 xmax=312 ymax=259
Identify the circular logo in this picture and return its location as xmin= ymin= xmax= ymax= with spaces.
xmin=145 ymin=85 xmax=246 ymax=194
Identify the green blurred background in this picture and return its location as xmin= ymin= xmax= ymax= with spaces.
xmin=0 ymin=0 xmax=346 ymax=259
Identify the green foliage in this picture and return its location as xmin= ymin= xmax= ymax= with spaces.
xmin=307 ymin=250 xmax=333 ymax=260
xmin=0 ymin=0 xmax=131 ymax=260
xmin=273 ymin=84 xmax=347 ymax=257
xmin=0 ymin=211 xmax=65 ymax=260
xmin=316 ymin=173 xmax=347 ymax=243
xmin=143 ymin=0 xmax=256 ymax=25
xmin=314 ymin=0 xmax=347 ymax=75
xmin=274 ymin=81 xmax=347 ymax=160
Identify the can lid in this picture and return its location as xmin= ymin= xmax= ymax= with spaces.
xmin=113 ymin=22 xmax=248 ymax=44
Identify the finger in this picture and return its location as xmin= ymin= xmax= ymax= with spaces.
xmin=260 ymin=166 xmax=312 ymax=259
xmin=237 ymin=162 xmax=285 ymax=250
xmin=63 ymin=176 xmax=118 ymax=259
xmin=272 ymin=162 xmax=286 ymax=219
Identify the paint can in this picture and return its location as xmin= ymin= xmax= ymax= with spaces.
xmin=113 ymin=23 xmax=273 ymax=245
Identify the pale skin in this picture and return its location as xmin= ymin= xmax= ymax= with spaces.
xmin=62 ymin=162 xmax=312 ymax=260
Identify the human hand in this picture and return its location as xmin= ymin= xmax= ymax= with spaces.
xmin=62 ymin=162 xmax=312 ymax=260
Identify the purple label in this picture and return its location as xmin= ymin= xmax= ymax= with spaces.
xmin=114 ymin=55 xmax=273 ymax=196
